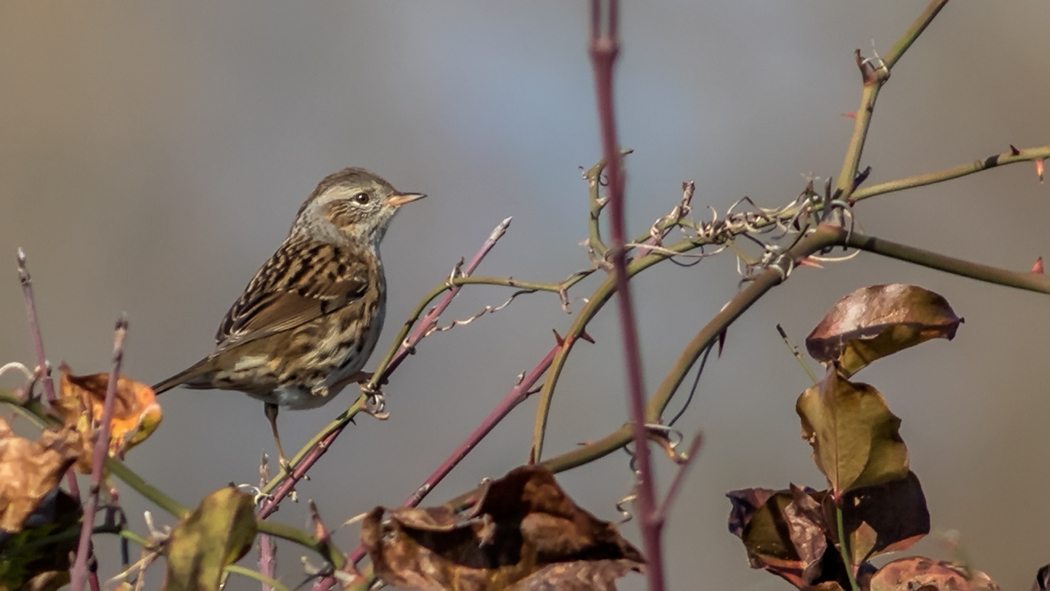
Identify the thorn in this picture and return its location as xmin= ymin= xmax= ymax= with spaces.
xmin=841 ymin=111 xmax=857 ymax=119
xmin=308 ymin=500 xmax=328 ymax=540
xmin=552 ymin=329 xmax=565 ymax=347
xmin=1036 ymin=159 xmax=1044 ymax=183
xmin=1033 ymin=257 xmax=1044 ymax=274
xmin=797 ymin=256 xmax=825 ymax=269
xmin=1010 ymin=144 xmax=1021 ymax=156
xmin=579 ymin=330 xmax=596 ymax=344
xmin=852 ymin=165 xmax=872 ymax=191
xmin=717 ymin=330 xmax=727 ymax=358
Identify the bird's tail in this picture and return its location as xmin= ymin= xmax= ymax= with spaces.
xmin=152 ymin=359 xmax=211 ymax=394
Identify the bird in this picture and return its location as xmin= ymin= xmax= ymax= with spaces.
xmin=153 ymin=167 xmax=425 ymax=466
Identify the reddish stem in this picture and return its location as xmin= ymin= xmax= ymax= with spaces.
xmin=258 ymin=218 xmax=513 ymax=518
xmin=343 ymin=342 xmax=561 ymax=569
xmin=71 ymin=316 xmax=128 ymax=591
xmin=590 ymin=2 xmax=666 ymax=590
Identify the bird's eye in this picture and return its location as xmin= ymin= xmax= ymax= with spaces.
xmin=353 ymin=192 xmax=370 ymax=205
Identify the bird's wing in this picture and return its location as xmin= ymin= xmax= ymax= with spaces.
xmin=213 ymin=240 xmax=372 ymax=352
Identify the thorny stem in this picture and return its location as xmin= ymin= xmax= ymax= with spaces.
xmin=542 ymin=225 xmax=844 ymax=473
xmin=344 ymin=343 xmax=562 ymax=569
xmin=587 ymin=160 xmax=610 ymax=259
xmin=72 ymin=316 xmax=128 ymax=591
xmin=225 ymin=565 xmax=291 ymax=591
xmin=835 ymin=0 xmax=948 ymax=207
xmin=258 ymin=455 xmax=276 ymax=591
xmin=16 ymin=249 xmax=84 ymax=515
xmin=541 ymin=219 xmax=1050 ymax=476
xmin=851 ymin=144 xmax=1050 ymax=202
xmin=259 ymin=218 xmax=516 ymax=513
xmin=368 ymin=217 xmax=513 ymax=388
xmin=588 ymin=3 xmax=667 ymax=591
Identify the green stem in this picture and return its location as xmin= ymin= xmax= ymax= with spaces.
xmin=105 ymin=458 xmax=189 ymax=518
xmin=836 ymin=503 xmax=861 ymax=591
xmin=846 ymin=232 xmax=1050 ymax=294
xmin=225 ymin=565 xmax=291 ymax=591
xmin=255 ymin=520 xmax=345 ymax=570
xmin=851 ymin=145 xmax=1050 ymax=202
xmin=543 ymin=225 xmax=843 ymax=472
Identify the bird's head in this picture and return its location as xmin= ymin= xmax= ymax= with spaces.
xmin=292 ymin=167 xmax=425 ymax=247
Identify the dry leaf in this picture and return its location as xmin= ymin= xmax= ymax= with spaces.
xmin=0 ymin=418 xmax=81 ymax=533
xmin=362 ymin=465 xmax=644 ymax=591
xmin=806 ymin=284 xmax=962 ymax=377
xmin=871 ymin=557 xmax=999 ymax=591
xmin=0 ymin=489 xmax=81 ymax=589
xmin=56 ymin=365 xmax=162 ymax=462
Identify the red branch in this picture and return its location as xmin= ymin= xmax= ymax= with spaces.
xmin=71 ymin=316 xmax=128 ymax=591
xmin=589 ymin=2 xmax=666 ymax=590
xmin=258 ymin=217 xmax=513 ymax=519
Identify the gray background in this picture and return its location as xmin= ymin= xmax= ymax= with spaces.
xmin=2 ymin=2 xmax=1048 ymax=590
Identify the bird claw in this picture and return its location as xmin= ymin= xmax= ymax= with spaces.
xmin=364 ymin=389 xmax=389 ymax=419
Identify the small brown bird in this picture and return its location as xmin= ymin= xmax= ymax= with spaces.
xmin=153 ymin=168 xmax=425 ymax=464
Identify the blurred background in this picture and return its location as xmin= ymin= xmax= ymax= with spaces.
xmin=2 ymin=2 xmax=1048 ymax=589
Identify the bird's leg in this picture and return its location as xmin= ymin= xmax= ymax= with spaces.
xmin=264 ymin=402 xmax=292 ymax=474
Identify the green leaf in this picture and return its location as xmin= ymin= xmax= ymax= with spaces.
xmin=163 ymin=486 xmax=257 ymax=591
xmin=806 ymin=284 xmax=962 ymax=377
xmin=797 ymin=369 xmax=908 ymax=495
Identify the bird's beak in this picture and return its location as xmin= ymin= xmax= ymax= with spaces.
xmin=386 ymin=192 xmax=427 ymax=207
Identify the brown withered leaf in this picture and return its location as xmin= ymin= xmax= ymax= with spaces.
xmin=362 ymin=465 xmax=644 ymax=591
xmin=0 ymin=418 xmax=82 ymax=533
xmin=0 ymin=489 xmax=81 ymax=589
xmin=726 ymin=488 xmax=778 ymax=537
xmin=839 ymin=472 xmax=929 ymax=560
xmin=797 ymin=368 xmax=909 ymax=495
xmin=1032 ymin=562 xmax=1050 ymax=591
xmin=509 ymin=560 xmax=641 ymax=591
xmin=162 ymin=486 xmax=257 ymax=591
xmin=806 ymin=284 xmax=962 ymax=377
xmin=725 ymin=486 xmax=832 ymax=589
xmin=56 ymin=365 xmax=162 ymax=462
xmin=871 ymin=557 xmax=999 ymax=591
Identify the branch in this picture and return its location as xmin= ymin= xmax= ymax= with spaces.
xmin=588 ymin=3 xmax=666 ymax=591
xmin=543 ymin=224 xmax=845 ymax=473
xmin=17 ymin=248 xmax=56 ymax=402
xmin=851 ymin=144 xmax=1050 ymax=202
xmin=258 ymin=218 xmax=516 ymax=514
xmin=845 ymin=232 xmax=1050 ymax=294
xmin=71 ymin=316 xmax=128 ymax=591
xmin=344 ymin=342 xmax=562 ymax=569
xmin=835 ymin=0 xmax=948 ymax=210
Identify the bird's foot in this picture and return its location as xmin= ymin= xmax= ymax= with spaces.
xmin=364 ymin=387 xmax=388 ymax=420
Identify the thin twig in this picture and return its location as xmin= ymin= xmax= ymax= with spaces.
xmin=72 ymin=315 xmax=129 ymax=591
xmin=344 ymin=342 xmax=562 ymax=570
xmin=259 ymin=218 xmax=515 ymax=513
xmin=656 ymin=432 xmax=703 ymax=522
xmin=17 ymin=248 xmax=56 ymax=402
xmin=258 ymin=454 xmax=276 ymax=591
xmin=776 ymin=324 xmax=819 ymax=385
xmin=370 ymin=216 xmax=513 ymax=388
